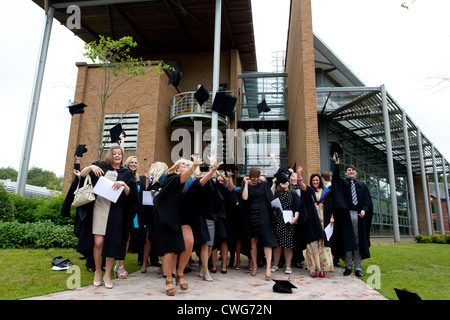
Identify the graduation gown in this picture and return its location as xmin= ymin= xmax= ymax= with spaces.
xmin=61 ymin=176 xmax=95 ymax=260
xmin=240 ymin=181 xmax=277 ymax=248
xmin=305 ymin=186 xmax=334 ymax=247
xmin=332 ymin=163 xmax=373 ymax=259
xmin=296 ymin=188 xmax=325 ymax=250
xmin=152 ymin=173 xmax=188 ymax=255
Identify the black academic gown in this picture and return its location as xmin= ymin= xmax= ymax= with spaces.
xmin=296 ymin=188 xmax=325 ymax=250
xmin=89 ymin=161 xmax=139 ymax=260
xmin=332 ymin=163 xmax=373 ymax=259
xmin=61 ymin=176 xmax=94 ymax=266
xmin=152 ymin=173 xmax=186 ymax=255
xmin=240 ymin=181 xmax=277 ymax=248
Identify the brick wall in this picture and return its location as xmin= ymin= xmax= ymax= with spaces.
xmin=285 ymin=0 xmax=320 ymax=179
xmin=62 ymin=50 xmax=242 ymax=194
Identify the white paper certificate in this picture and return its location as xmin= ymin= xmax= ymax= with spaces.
xmin=282 ymin=210 xmax=294 ymax=224
xmin=325 ymin=223 xmax=334 ymax=241
xmin=93 ymin=176 xmax=124 ymax=203
xmin=142 ymin=191 xmax=159 ymax=205
xmin=271 ymin=198 xmax=283 ymax=211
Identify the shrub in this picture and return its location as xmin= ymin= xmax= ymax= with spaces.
xmin=0 ymin=220 xmax=78 ymax=248
xmin=0 ymin=183 xmax=16 ymax=221
xmin=415 ymin=234 xmax=448 ymax=244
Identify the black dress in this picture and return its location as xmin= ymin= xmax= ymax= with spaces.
xmin=240 ymin=181 xmax=276 ymax=248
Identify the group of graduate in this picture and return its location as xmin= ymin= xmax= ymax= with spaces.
xmin=62 ymin=144 xmax=373 ymax=296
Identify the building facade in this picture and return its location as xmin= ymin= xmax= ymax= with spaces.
xmin=32 ymin=0 xmax=448 ymax=240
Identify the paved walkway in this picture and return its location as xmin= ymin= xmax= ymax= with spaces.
xmin=27 ymin=259 xmax=386 ymax=301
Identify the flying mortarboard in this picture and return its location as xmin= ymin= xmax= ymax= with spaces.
xmin=257 ymin=99 xmax=271 ymax=114
xmin=68 ymin=103 xmax=87 ymax=116
xmin=168 ymin=68 xmax=182 ymax=87
xmin=212 ymin=92 xmax=237 ymax=118
xmin=330 ymin=141 xmax=343 ymax=157
xmin=219 ymin=162 xmax=239 ymax=173
xmin=194 ymin=85 xmax=210 ymax=106
xmin=272 ymin=279 xmax=297 ymax=293
xmin=109 ymin=123 xmax=126 ymax=144
xmin=274 ymin=167 xmax=291 ymax=184
xmin=74 ymin=144 xmax=88 ymax=157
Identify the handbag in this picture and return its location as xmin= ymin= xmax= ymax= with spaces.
xmin=72 ymin=174 xmax=95 ymax=207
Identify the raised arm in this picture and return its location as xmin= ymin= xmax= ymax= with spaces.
xmin=199 ymin=162 xmax=223 ymax=187
xmin=296 ymin=165 xmax=307 ymax=192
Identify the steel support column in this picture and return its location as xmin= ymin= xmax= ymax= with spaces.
xmin=402 ymin=110 xmax=418 ymax=235
xmin=16 ymin=7 xmax=54 ymax=195
xmin=442 ymin=158 xmax=450 ymax=227
xmin=417 ymin=129 xmax=432 ymax=235
xmin=431 ymin=145 xmax=445 ymax=234
xmin=381 ymin=85 xmax=400 ymax=243
xmin=210 ymin=0 xmax=222 ymax=160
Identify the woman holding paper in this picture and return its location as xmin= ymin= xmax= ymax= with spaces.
xmin=80 ymin=146 xmax=138 ymax=289
xmin=270 ymin=169 xmax=301 ymax=274
xmin=297 ymin=167 xmax=334 ymax=278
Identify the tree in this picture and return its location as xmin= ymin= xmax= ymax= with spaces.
xmin=26 ymin=166 xmax=63 ymax=191
xmin=0 ymin=167 xmax=18 ymax=181
xmin=82 ymin=36 xmax=172 ymax=160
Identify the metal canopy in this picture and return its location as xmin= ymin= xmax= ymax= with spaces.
xmin=32 ymin=0 xmax=257 ymax=71
xmin=317 ymin=86 xmax=449 ymax=176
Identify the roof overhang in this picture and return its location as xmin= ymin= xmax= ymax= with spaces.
xmin=32 ymin=0 xmax=257 ymax=71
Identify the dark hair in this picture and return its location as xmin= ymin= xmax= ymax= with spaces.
xmin=345 ymin=164 xmax=357 ymax=172
xmin=309 ymin=173 xmax=323 ymax=189
xmin=249 ymin=167 xmax=261 ymax=178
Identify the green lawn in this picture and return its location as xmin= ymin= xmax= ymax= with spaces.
xmin=0 ymin=243 xmax=448 ymax=300
xmin=360 ymin=243 xmax=450 ymax=300
xmin=0 ymin=248 xmax=141 ymax=300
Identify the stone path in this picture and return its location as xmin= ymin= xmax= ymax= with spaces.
xmin=27 ymin=261 xmax=386 ymax=301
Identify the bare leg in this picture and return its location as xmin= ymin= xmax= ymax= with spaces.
xmin=176 ymin=225 xmax=194 ymax=289
xmin=250 ymin=237 xmax=258 ymax=275
xmin=141 ymin=232 xmax=151 ymax=272
xmin=93 ymin=234 xmax=104 ymax=284
xmin=264 ymin=246 xmax=272 ymax=279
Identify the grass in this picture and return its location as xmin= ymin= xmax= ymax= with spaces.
xmin=0 ymin=248 xmax=141 ymax=300
xmin=0 ymin=243 xmax=448 ymax=300
xmin=359 ymin=243 xmax=450 ymax=300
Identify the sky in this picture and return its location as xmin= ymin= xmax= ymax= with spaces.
xmin=1 ymin=0 xmax=449 ymax=178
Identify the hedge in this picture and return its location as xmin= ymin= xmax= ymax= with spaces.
xmin=414 ymin=234 xmax=450 ymax=244
xmin=0 ymin=220 xmax=78 ymax=248
xmin=0 ymin=183 xmax=75 ymax=224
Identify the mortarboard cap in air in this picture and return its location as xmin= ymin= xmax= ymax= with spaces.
xmin=257 ymin=99 xmax=271 ymax=114
xmin=194 ymin=85 xmax=210 ymax=106
xmin=109 ymin=123 xmax=126 ymax=144
xmin=330 ymin=141 xmax=343 ymax=157
xmin=74 ymin=144 xmax=88 ymax=157
xmin=274 ymin=167 xmax=291 ymax=184
xmin=212 ymin=92 xmax=236 ymax=118
xmin=272 ymin=279 xmax=297 ymax=293
xmin=68 ymin=103 xmax=87 ymax=116
xmin=219 ymin=162 xmax=239 ymax=173
xmin=199 ymin=166 xmax=210 ymax=173
xmin=168 ymin=68 xmax=182 ymax=87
